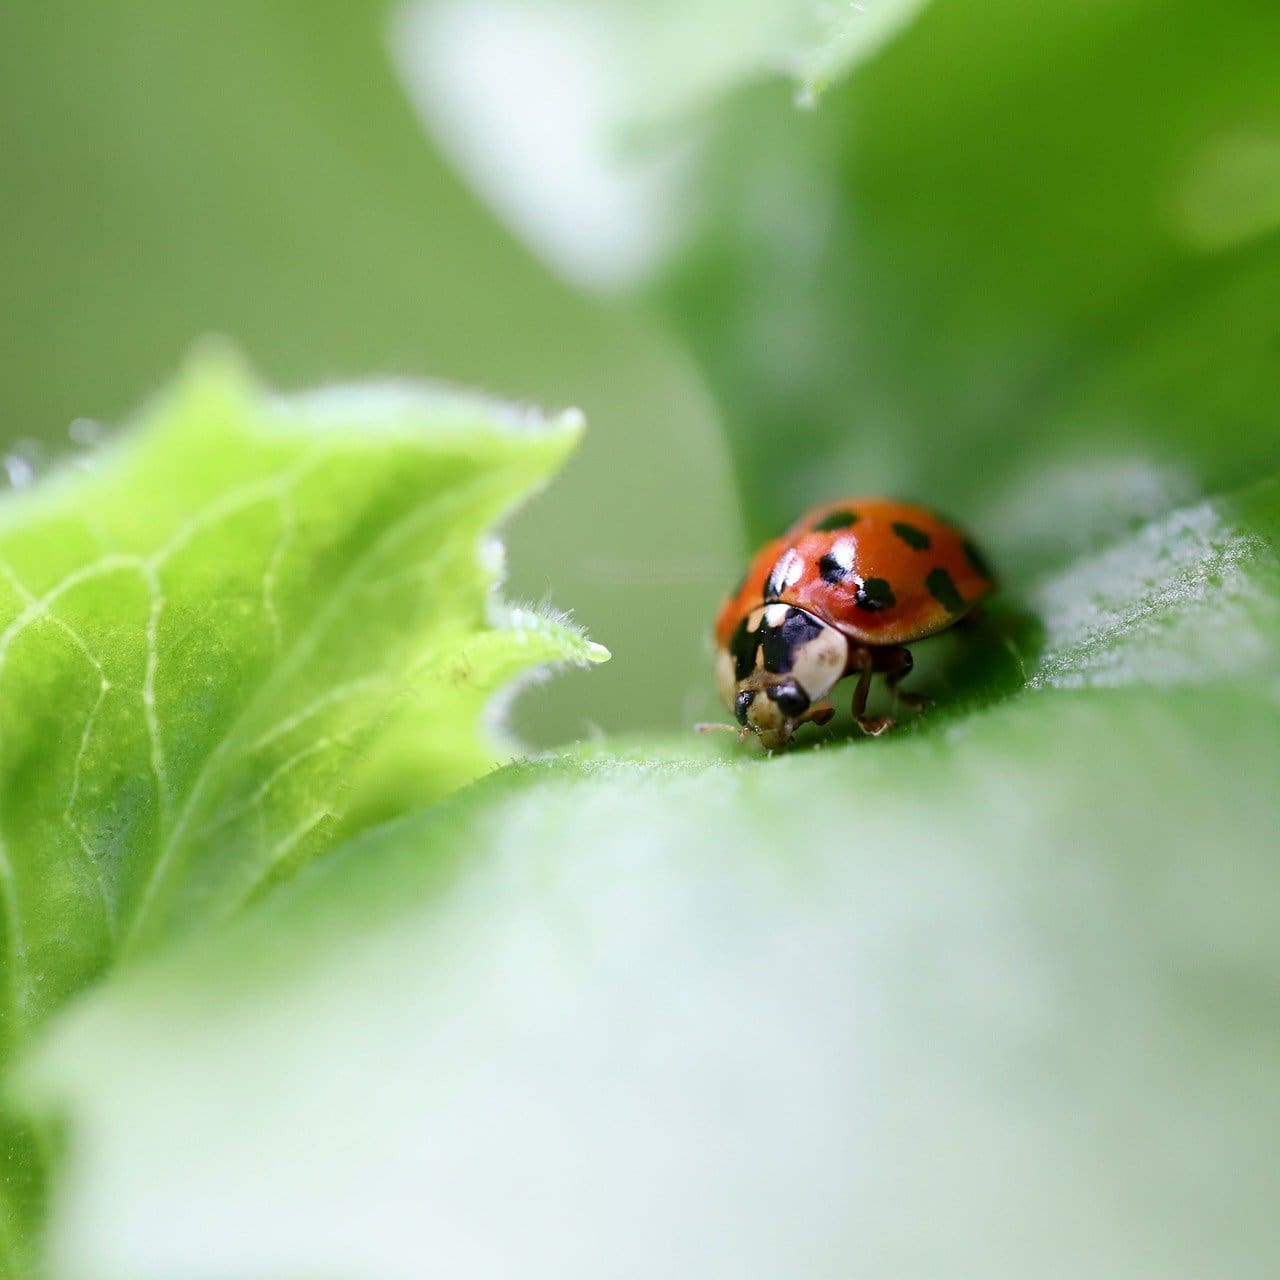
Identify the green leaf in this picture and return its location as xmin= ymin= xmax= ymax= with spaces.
xmin=0 ymin=350 xmax=603 ymax=1269
xmin=0 ymin=350 xmax=603 ymax=1020
xmin=19 ymin=475 xmax=1280 ymax=1277
xmin=658 ymin=0 xmax=1280 ymax=542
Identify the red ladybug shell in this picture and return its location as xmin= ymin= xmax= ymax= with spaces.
xmin=716 ymin=498 xmax=994 ymax=649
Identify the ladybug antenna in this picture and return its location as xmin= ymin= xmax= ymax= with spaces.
xmin=695 ymin=721 xmax=751 ymax=742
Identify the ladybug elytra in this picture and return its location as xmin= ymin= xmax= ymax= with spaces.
xmin=705 ymin=498 xmax=994 ymax=748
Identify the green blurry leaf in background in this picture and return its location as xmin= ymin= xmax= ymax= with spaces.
xmin=393 ymin=0 xmax=926 ymax=291
xmin=0 ymin=353 xmax=602 ymax=1272
xmin=657 ymin=0 xmax=1280 ymax=547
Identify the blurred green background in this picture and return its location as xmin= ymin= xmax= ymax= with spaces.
xmin=0 ymin=1 xmax=742 ymax=746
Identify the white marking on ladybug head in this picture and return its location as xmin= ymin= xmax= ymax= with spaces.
xmin=723 ymin=609 xmax=849 ymax=750
xmin=789 ymin=622 xmax=848 ymax=703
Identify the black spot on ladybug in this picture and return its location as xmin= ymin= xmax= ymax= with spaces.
xmin=855 ymin=577 xmax=896 ymax=611
xmin=963 ymin=539 xmax=993 ymax=580
xmin=926 ymin=566 xmax=965 ymax=613
xmin=891 ymin=521 xmax=931 ymax=551
xmin=766 ymin=680 xmax=810 ymax=717
xmin=813 ymin=509 xmax=858 ymax=532
xmin=819 ymin=551 xmax=853 ymax=584
xmin=728 ymin=606 xmax=825 ymax=681
xmin=760 ymin=607 xmax=824 ymax=674
xmin=729 ymin=617 xmax=757 ymax=681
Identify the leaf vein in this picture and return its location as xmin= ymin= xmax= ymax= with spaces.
xmin=120 ymin=463 xmax=478 ymax=953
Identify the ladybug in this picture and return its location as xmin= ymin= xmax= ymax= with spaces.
xmin=705 ymin=498 xmax=994 ymax=748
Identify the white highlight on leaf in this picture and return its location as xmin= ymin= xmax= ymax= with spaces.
xmin=262 ymin=807 xmax=336 ymax=880
xmin=2 ymin=456 xmax=34 ymax=489
xmin=141 ymin=563 xmax=168 ymax=817
xmin=262 ymin=489 xmax=296 ymax=652
xmin=271 ymin=380 xmax=578 ymax=439
xmin=247 ymin=679 xmax=382 ymax=757
xmin=65 ymin=676 xmax=114 ymax=935
xmin=392 ymin=0 xmax=694 ymax=290
xmin=1026 ymin=500 xmax=1273 ymax=690
xmin=244 ymin=737 xmax=341 ymax=813
xmin=391 ymin=0 xmax=927 ymax=288
xmin=795 ymin=0 xmax=929 ymax=98
xmin=0 ymin=556 xmax=146 ymax=673
xmin=192 ymin=734 xmax=361 ymax=853
xmin=68 ymin=418 xmax=104 ymax=448
xmin=983 ymin=454 xmax=1195 ymax=577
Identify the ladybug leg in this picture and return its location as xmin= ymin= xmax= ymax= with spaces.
xmin=883 ymin=646 xmax=930 ymax=712
xmin=798 ymin=699 xmax=835 ymax=728
xmin=850 ymin=650 xmax=894 ymax=737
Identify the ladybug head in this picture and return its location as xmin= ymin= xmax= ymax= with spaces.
xmin=733 ymin=680 xmax=810 ymax=748
xmin=713 ymin=606 xmax=847 ymax=749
